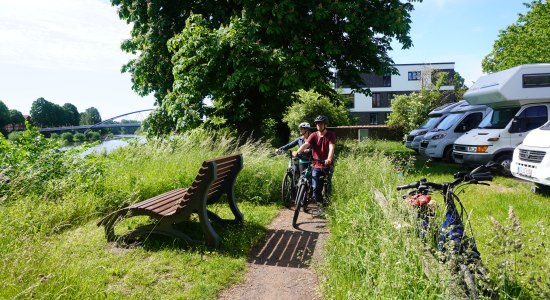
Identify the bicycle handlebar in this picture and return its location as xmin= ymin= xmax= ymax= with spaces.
xmin=396 ymin=180 xmax=443 ymax=191
xmin=397 ymin=162 xmax=494 ymax=191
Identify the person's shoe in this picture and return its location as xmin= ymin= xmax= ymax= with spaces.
xmin=313 ymin=205 xmax=325 ymax=218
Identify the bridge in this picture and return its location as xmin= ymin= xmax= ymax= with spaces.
xmin=38 ymin=109 xmax=154 ymax=137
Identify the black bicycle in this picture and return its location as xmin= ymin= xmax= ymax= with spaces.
xmin=397 ymin=162 xmax=497 ymax=299
xmin=278 ymin=149 xmax=299 ymax=208
xmin=293 ymin=161 xmax=330 ymax=228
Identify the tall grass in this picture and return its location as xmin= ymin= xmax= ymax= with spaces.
xmin=0 ymin=128 xmax=284 ymax=299
xmin=2 ymin=131 xmax=547 ymax=299
xmin=322 ymin=139 xmax=549 ymax=299
xmin=322 ymin=141 xmax=442 ymax=299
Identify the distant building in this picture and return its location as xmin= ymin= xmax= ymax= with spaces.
xmin=336 ymin=62 xmax=456 ymax=125
xmin=2 ymin=115 xmax=31 ymax=132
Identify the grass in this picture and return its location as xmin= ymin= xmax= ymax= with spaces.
xmin=1 ymin=133 xmax=548 ymax=299
xmin=0 ymin=130 xmax=283 ymax=299
xmin=322 ymin=139 xmax=549 ymax=299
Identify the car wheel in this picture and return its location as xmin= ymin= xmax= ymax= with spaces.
xmin=443 ymin=146 xmax=454 ymax=163
xmin=496 ymin=155 xmax=513 ymax=177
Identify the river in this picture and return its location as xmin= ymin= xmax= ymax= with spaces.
xmin=80 ymin=135 xmax=146 ymax=157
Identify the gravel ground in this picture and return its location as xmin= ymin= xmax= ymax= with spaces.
xmin=218 ymin=205 xmax=328 ymax=300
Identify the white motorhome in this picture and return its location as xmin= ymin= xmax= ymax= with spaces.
xmin=419 ymin=102 xmax=490 ymax=162
xmin=453 ymin=64 xmax=550 ymax=174
xmin=511 ymin=120 xmax=550 ymax=190
xmin=405 ymin=101 xmax=464 ymax=152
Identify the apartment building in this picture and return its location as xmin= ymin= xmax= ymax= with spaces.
xmin=336 ymin=62 xmax=456 ymax=125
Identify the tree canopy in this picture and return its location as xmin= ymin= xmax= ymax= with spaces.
xmin=63 ymin=103 xmax=80 ymax=126
xmin=112 ymin=0 xmax=421 ymax=137
xmin=0 ymin=101 xmax=9 ymax=129
xmin=30 ymin=98 xmax=85 ymax=127
xmin=79 ymin=107 xmax=102 ymax=125
xmin=482 ymin=1 xmax=550 ymax=73
xmin=283 ymin=90 xmax=354 ymax=132
xmin=387 ymin=72 xmax=454 ymax=133
xmin=9 ymin=110 xmax=25 ymax=130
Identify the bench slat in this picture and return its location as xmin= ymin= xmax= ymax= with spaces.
xmin=130 ymin=188 xmax=187 ymax=209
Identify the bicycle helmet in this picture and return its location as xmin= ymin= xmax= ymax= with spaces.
xmin=298 ymin=122 xmax=310 ymax=129
xmin=314 ymin=115 xmax=329 ymax=124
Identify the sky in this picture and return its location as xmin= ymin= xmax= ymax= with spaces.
xmin=0 ymin=0 xmax=530 ymax=119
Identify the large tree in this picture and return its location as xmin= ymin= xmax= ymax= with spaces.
xmin=482 ymin=1 xmax=550 ymax=73
xmin=0 ymin=100 xmax=9 ymax=129
xmin=30 ymin=98 xmax=68 ymax=127
xmin=9 ymin=109 xmax=25 ymax=131
xmin=80 ymin=107 xmax=102 ymax=125
xmin=30 ymin=98 xmax=55 ymax=127
xmin=62 ymin=103 xmax=80 ymax=126
xmin=112 ymin=0 xmax=421 ymax=137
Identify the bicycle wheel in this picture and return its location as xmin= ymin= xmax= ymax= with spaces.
xmin=293 ymin=184 xmax=307 ymax=228
xmin=281 ymin=172 xmax=294 ymax=208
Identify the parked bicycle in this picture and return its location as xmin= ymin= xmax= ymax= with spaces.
xmin=397 ymin=162 xmax=497 ymax=299
xmin=293 ymin=160 xmax=329 ymax=228
xmin=277 ymin=149 xmax=300 ymax=208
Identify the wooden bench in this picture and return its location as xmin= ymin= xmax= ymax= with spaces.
xmin=97 ymin=153 xmax=244 ymax=248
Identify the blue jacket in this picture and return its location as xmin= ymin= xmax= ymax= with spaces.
xmin=278 ymin=136 xmax=311 ymax=162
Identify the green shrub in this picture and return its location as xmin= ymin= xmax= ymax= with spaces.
xmin=74 ymin=132 xmax=86 ymax=142
xmin=86 ymin=131 xmax=101 ymax=141
xmin=283 ymin=90 xmax=355 ymax=132
xmin=61 ymin=132 xmax=74 ymax=143
xmin=7 ymin=131 xmax=23 ymax=142
xmin=50 ymin=133 xmax=59 ymax=139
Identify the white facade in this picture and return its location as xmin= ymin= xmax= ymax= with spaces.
xmin=338 ymin=62 xmax=456 ymax=125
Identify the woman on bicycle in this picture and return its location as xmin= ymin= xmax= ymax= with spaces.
xmin=295 ymin=115 xmax=336 ymax=212
xmin=277 ymin=122 xmax=312 ymax=174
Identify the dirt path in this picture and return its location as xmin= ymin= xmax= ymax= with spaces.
xmin=219 ymin=205 xmax=328 ymax=300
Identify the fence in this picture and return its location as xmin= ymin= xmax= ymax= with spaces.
xmin=329 ymin=125 xmax=404 ymax=141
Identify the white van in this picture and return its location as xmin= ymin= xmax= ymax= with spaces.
xmin=453 ymin=64 xmax=550 ymax=174
xmin=405 ymin=101 xmax=464 ymax=152
xmin=419 ymin=102 xmax=490 ymax=162
xmin=511 ymin=120 xmax=550 ymax=189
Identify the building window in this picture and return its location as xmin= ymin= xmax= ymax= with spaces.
xmin=369 ymin=113 xmax=378 ymax=125
xmin=523 ymin=73 xmax=550 ymax=88
xmin=408 ymin=71 xmax=421 ymax=81
xmin=372 ymin=93 xmax=391 ymax=108
xmin=382 ymin=74 xmax=391 ymax=87
xmin=342 ymin=93 xmax=354 ymax=109
xmin=372 ymin=93 xmax=381 ymax=108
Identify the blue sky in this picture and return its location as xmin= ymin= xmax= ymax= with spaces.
xmin=0 ymin=0 xmax=529 ymax=119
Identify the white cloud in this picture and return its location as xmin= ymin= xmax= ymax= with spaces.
xmin=0 ymin=0 xmax=131 ymax=72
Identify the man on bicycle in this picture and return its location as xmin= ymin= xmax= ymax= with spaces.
xmin=277 ymin=122 xmax=312 ymax=174
xmin=295 ymin=115 xmax=336 ymax=213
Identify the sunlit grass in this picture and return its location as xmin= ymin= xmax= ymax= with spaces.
xmin=1 ymin=134 xmax=547 ymax=299
xmin=0 ymin=130 xmax=283 ymax=299
xmin=322 ymin=139 xmax=549 ymax=299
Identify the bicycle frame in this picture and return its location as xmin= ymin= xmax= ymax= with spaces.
xmin=293 ymin=162 xmax=330 ymax=228
xmin=438 ymin=186 xmax=481 ymax=262
xmin=397 ymin=163 xmax=496 ymax=299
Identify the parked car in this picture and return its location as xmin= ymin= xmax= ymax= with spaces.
xmin=511 ymin=120 xmax=550 ymax=192
xmin=405 ymin=101 xmax=464 ymax=152
xmin=419 ymin=102 xmax=490 ymax=162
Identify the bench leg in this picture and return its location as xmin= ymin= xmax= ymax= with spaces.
xmin=198 ymin=209 xmax=220 ymax=248
xmin=227 ymin=189 xmax=244 ymax=224
xmin=99 ymin=211 xmax=128 ymax=242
